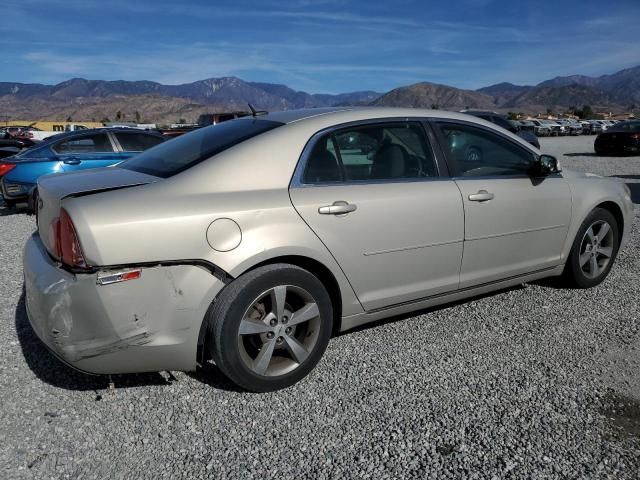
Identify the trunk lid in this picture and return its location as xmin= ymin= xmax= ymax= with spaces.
xmin=37 ymin=167 xmax=160 ymax=257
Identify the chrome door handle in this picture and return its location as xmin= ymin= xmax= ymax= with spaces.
xmin=318 ymin=201 xmax=357 ymax=215
xmin=468 ymin=190 xmax=494 ymax=202
xmin=62 ymin=157 xmax=81 ymax=165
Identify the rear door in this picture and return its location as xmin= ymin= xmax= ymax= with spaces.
xmin=112 ymin=131 xmax=164 ymax=161
xmin=51 ymin=133 xmax=121 ymax=171
xmin=433 ymin=120 xmax=571 ymax=288
xmin=289 ymin=120 xmax=464 ymax=311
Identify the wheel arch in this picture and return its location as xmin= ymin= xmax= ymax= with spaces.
xmin=197 ymin=254 xmax=346 ymax=366
xmin=595 ymin=201 xmax=624 ymax=244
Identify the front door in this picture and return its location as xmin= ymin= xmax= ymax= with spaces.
xmin=433 ymin=121 xmax=572 ymax=288
xmin=289 ymin=121 xmax=464 ymax=311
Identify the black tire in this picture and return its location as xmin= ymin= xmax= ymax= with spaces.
xmin=2 ymin=199 xmax=16 ymax=208
xmin=562 ymin=208 xmax=620 ymax=288
xmin=206 ymin=263 xmax=333 ymax=392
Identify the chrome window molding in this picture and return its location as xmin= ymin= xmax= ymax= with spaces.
xmin=289 ymin=117 xmax=450 ymax=189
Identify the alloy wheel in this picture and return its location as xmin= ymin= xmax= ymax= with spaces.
xmin=579 ymin=220 xmax=614 ymax=279
xmin=237 ymin=285 xmax=321 ymax=377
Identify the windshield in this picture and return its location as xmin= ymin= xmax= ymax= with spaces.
xmin=120 ymin=118 xmax=283 ymax=178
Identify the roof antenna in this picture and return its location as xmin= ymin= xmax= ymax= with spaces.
xmin=248 ymin=103 xmax=268 ymax=117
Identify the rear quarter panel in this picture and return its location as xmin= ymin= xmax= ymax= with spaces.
xmin=63 ymin=183 xmax=364 ymax=317
xmin=6 ymin=159 xmax=64 ymax=185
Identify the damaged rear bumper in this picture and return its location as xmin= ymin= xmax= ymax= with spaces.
xmin=23 ymin=233 xmax=225 ymax=374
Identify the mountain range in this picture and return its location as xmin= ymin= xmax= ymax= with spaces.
xmin=0 ymin=65 xmax=638 ymax=123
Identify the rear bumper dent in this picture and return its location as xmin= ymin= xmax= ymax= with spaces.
xmin=23 ymin=233 xmax=225 ymax=374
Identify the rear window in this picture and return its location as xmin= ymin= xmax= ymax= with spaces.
xmin=120 ymin=118 xmax=283 ymax=178
xmin=115 ymin=132 xmax=164 ymax=151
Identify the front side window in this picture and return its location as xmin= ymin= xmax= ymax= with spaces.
xmin=302 ymin=122 xmax=436 ymax=184
xmin=436 ymin=122 xmax=534 ymax=177
xmin=53 ymin=134 xmax=114 ymax=154
xmin=115 ymin=132 xmax=164 ymax=152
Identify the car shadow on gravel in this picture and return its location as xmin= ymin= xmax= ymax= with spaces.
xmin=14 ymin=289 xmax=175 ymax=392
xmin=0 ymin=198 xmax=32 ymax=216
xmin=341 ymin=284 xmax=526 ymax=335
xmin=563 ymin=152 xmax=600 ymax=157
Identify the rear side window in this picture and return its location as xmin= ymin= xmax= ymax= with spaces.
xmin=121 ymin=119 xmax=283 ymax=178
xmin=303 ymin=122 xmax=436 ymax=184
xmin=52 ymin=134 xmax=114 ymax=154
xmin=436 ymin=122 xmax=534 ymax=177
xmin=115 ymin=132 xmax=164 ymax=152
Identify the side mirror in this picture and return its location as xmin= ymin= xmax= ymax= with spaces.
xmin=531 ymin=154 xmax=561 ymax=176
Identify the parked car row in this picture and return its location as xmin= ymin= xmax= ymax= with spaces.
xmin=460 ymin=110 xmax=540 ymax=149
xmin=0 ymin=128 xmax=165 ymax=206
xmin=518 ymin=119 xmax=625 ymax=137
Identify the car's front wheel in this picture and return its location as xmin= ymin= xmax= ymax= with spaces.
xmin=563 ymin=208 xmax=620 ymax=288
xmin=207 ymin=264 xmax=333 ymax=392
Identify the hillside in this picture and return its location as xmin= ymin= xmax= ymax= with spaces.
xmin=372 ymin=82 xmax=494 ymax=110
xmin=0 ymin=94 xmax=227 ymax=124
xmin=0 ymin=64 xmax=638 ymax=122
xmin=502 ymin=84 xmax=627 ymax=111
xmin=476 ymin=82 xmax=533 ymax=106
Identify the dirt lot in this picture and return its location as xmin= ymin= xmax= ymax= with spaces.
xmin=0 ymin=134 xmax=639 ymax=479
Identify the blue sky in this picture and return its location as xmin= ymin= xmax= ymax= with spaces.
xmin=1 ymin=0 xmax=639 ymax=94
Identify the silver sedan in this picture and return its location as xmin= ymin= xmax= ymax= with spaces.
xmin=23 ymin=108 xmax=634 ymax=391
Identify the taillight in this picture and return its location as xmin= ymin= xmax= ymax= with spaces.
xmin=0 ymin=163 xmax=16 ymax=177
xmin=631 ymin=133 xmax=640 ymax=140
xmin=50 ymin=208 xmax=89 ymax=269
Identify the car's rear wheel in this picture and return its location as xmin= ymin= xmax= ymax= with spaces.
xmin=207 ymin=264 xmax=333 ymax=392
xmin=563 ymin=208 xmax=619 ymax=288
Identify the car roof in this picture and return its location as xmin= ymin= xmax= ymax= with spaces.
xmin=249 ymin=107 xmax=538 ymax=155
xmin=459 ymin=109 xmax=500 ymax=116
xmin=258 ymin=106 xmax=514 ymax=127
xmin=37 ymin=127 xmax=163 ymax=145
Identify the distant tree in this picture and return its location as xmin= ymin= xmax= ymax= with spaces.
xmin=100 ymin=117 xmax=110 ymax=123
xmin=135 ymin=111 xmax=141 ymax=123
xmin=546 ymin=108 xmax=553 ymax=116
xmin=178 ymin=118 xmax=187 ymax=124
xmin=430 ymin=104 xmax=439 ymax=110
xmin=115 ymin=110 xmax=122 ymax=121
xmin=65 ymin=116 xmax=73 ymax=122
xmin=91 ymin=117 xmax=96 ymax=122
xmin=582 ymin=105 xmax=593 ymax=119
xmin=507 ymin=112 xmax=518 ymax=120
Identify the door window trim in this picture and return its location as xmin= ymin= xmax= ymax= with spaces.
xmin=290 ymin=118 xmax=449 ymax=188
xmin=51 ymin=132 xmax=118 ymax=155
xmin=428 ymin=118 xmax=545 ymax=180
xmin=110 ymin=131 xmax=163 ymax=153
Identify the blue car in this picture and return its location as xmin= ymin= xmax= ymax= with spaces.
xmin=0 ymin=128 xmax=165 ymax=206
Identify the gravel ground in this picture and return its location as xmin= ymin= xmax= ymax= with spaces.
xmin=1 ymin=134 xmax=639 ymax=479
